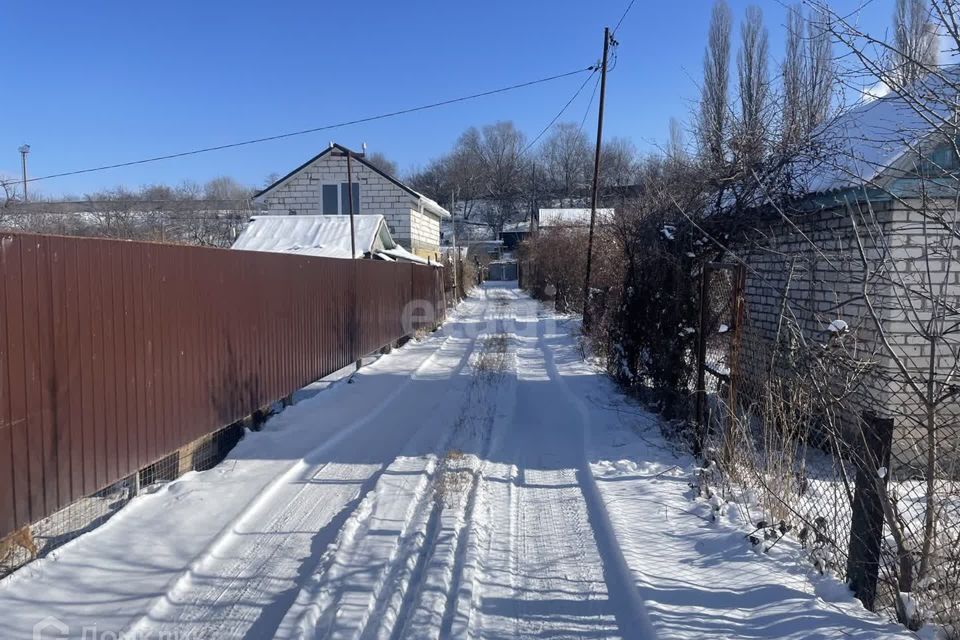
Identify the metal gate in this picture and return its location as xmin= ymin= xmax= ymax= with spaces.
xmin=694 ymin=262 xmax=746 ymax=453
xmin=487 ymin=260 xmax=518 ymax=281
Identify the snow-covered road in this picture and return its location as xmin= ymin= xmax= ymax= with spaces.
xmin=0 ymin=284 xmax=912 ymax=639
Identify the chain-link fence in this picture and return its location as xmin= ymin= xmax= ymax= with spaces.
xmin=692 ymin=263 xmax=960 ymax=635
xmin=874 ymin=374 xmax=960 ymax=631
xmin=0 ymin=423 xmax=244 ymax=579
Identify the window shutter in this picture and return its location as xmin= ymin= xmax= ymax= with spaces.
xmin=322 ymin=184 xmax=339 ymax=215
xmin=340 ymin=182 xmax=360 ymax=214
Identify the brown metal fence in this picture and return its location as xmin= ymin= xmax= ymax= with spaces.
xmin=0 ymin=231 xmax=445 ymax=540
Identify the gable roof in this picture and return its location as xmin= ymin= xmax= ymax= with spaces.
xmin=798 ymin=66 xmax=960 ymax=195
xmin=253 ymin=143 xmax=450 ymax=218
xmin=231 ymin=214 xmax=428 ymax=263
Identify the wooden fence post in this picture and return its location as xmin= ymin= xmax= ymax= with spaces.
xmin=726 ymin=264 xmax=746 ymax=427
xmin=847 ymin=412 xmax=895 ymax=610
xmin=694 ymin=265 xmax=710 ymax=458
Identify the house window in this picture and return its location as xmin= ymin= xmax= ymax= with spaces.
xmin=321 ymin=183 xmax=361 ymax=214
xmin=322 ymin=185 xmax=339 ymax=214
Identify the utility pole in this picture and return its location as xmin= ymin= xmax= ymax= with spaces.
xmin=332 ymin=144 xmax=364 ymax=371
xmin=346 ymin=148 xmax=357 ymax=259
xmin=18 ymin=145 xmax=30 ymax=202
xmin=345 ymin=146 xmax=362 ymax=372
xmin=582 ymin=27 xmax=611 ymax=332
xmin=450 ymin=189 xmax=459 ymax=299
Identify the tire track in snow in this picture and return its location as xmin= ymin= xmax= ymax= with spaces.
xmin=273 ymin=293 xmax=503 ymax=640
xmin=285 ymin=288 xmax=517 ymax=640
xmin=463 ymin=291 xmax=643 ymax=639
xmin=533 ymin=307 xmax=657 ymax=640
xmin=435 ymin=367 xmax=517 ymax=640
xmin=121 ymin=292 xmax=493 ymax=640
xmin=386 ymin=309 xmax=519 ymax=640
xmin=361 ymin=289 xmax=521 ymax=640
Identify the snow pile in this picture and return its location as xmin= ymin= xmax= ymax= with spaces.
xmin=828 ymin=319 xmax=849 ymax=334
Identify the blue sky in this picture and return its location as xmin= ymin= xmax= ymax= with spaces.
xmin=1 ymin=0 xmax=892 ymax=198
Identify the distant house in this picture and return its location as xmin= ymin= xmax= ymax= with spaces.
xmin=253 ymin=143 xmax=450 ymax=260
xmin=440 ymin=218 xmax=499 ymax=247
xmin=231 ymin=214 xmax=428 ymax=263
xmin=500 ymin=221 xmax=531 ymax=250
xmin=537 ymin=208 xmax=614 ymax=230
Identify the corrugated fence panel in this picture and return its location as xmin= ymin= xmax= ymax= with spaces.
xmin=5 ymin=236 xmax=31 ymax=528
xmin=0 ymin=236 xmax=15 ymax=535
xmin=0 ymin=231 xmax=445 ymax=538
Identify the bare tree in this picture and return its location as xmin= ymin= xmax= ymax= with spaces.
xmin=466 ymin=121 xmax=528 ymax=232
xmin=600 ymin=136 xmax=639 ymax=194
xmin=698 ymin=0 xmax=733 ymax=167
xmin=782 ymin=5 xmax=806 ymax=150
xmin=540 ymin=122 xmax=592 ymax=205
xmin=408 ymin=129 xmax=487 ymax=220
xmin=893 ymin=0 xmax=939 ymax=86
xmin=733 ymin=5 xmax=771 ymax=166
xmin=364 ymin=151 xmax=399 ymax=176
xmin=407 ymin=159 xmax=450 ymax=202
xmin=781 ymin=5 xmax=834 ymax=150
xmin=0 ymin=175 xmax=23 ymax=232
xmin=0 ymin=175 xmax=20 ymax=208
xmin=805 ymin=7 xmax=834 ymax=132
xmin=448 ymin=138 xmax=485 ymax=219
xmin=668 ymin=117 xmax=687 ymax=163
xmin=0 ymin=178 xmax=252 ymax=247
xmin=262 ymin=172 xmax=281 ymax=189
xmin=203 ymin=176 xmax=252 ymax=201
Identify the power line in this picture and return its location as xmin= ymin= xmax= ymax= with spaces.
xmin=522 ymin=68 xmax=599 ymax=155
xmin=23 ymin=67 xmax=593 ymax=185
xmin=522 ymin=0 xmax=632 ymax=157
xmin=577 ymin=72 xmax=603 ymax=136
xmin=612 ymin=0 xmax=637 ymax=36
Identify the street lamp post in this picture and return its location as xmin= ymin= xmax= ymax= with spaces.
xmin=18 ymin=144 xmax=30 ymax=202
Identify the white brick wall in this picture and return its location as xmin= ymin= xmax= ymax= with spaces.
xmin=410 ymin=207 xmax=441 ymax=255
xmin=257 ymin=151 xmax=442 ymax=251
xmin=725 ymin=198 xmax=960 ymax=467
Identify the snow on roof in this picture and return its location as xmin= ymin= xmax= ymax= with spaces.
xmin=412 ymin=191 xmax=449 ymax=219
xmin=501 ymin=221 xmax=531 ymax=233
xmin=800 ymin=67 xmax=959 ymax=194
xmin=538 ymin=208 xmax=614 ymax=227
xmin=232 ymin=214 xmax=433 ymax=264
xmin=380 ymin=246 xmax=431 ymax=264
xmin=231 ymin=214 xmax=427 ymax=264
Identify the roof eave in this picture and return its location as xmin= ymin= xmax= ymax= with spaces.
xmin=418 ymin=197 xmax=451 ymax=219
xmin=253 ymin=143 xmax=440 ymax=212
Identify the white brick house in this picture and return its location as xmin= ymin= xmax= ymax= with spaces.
xmin=714 ymin=81 xmax=960 ymax=468
xmin=253 ymin=144 xmax=449 ymax=259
